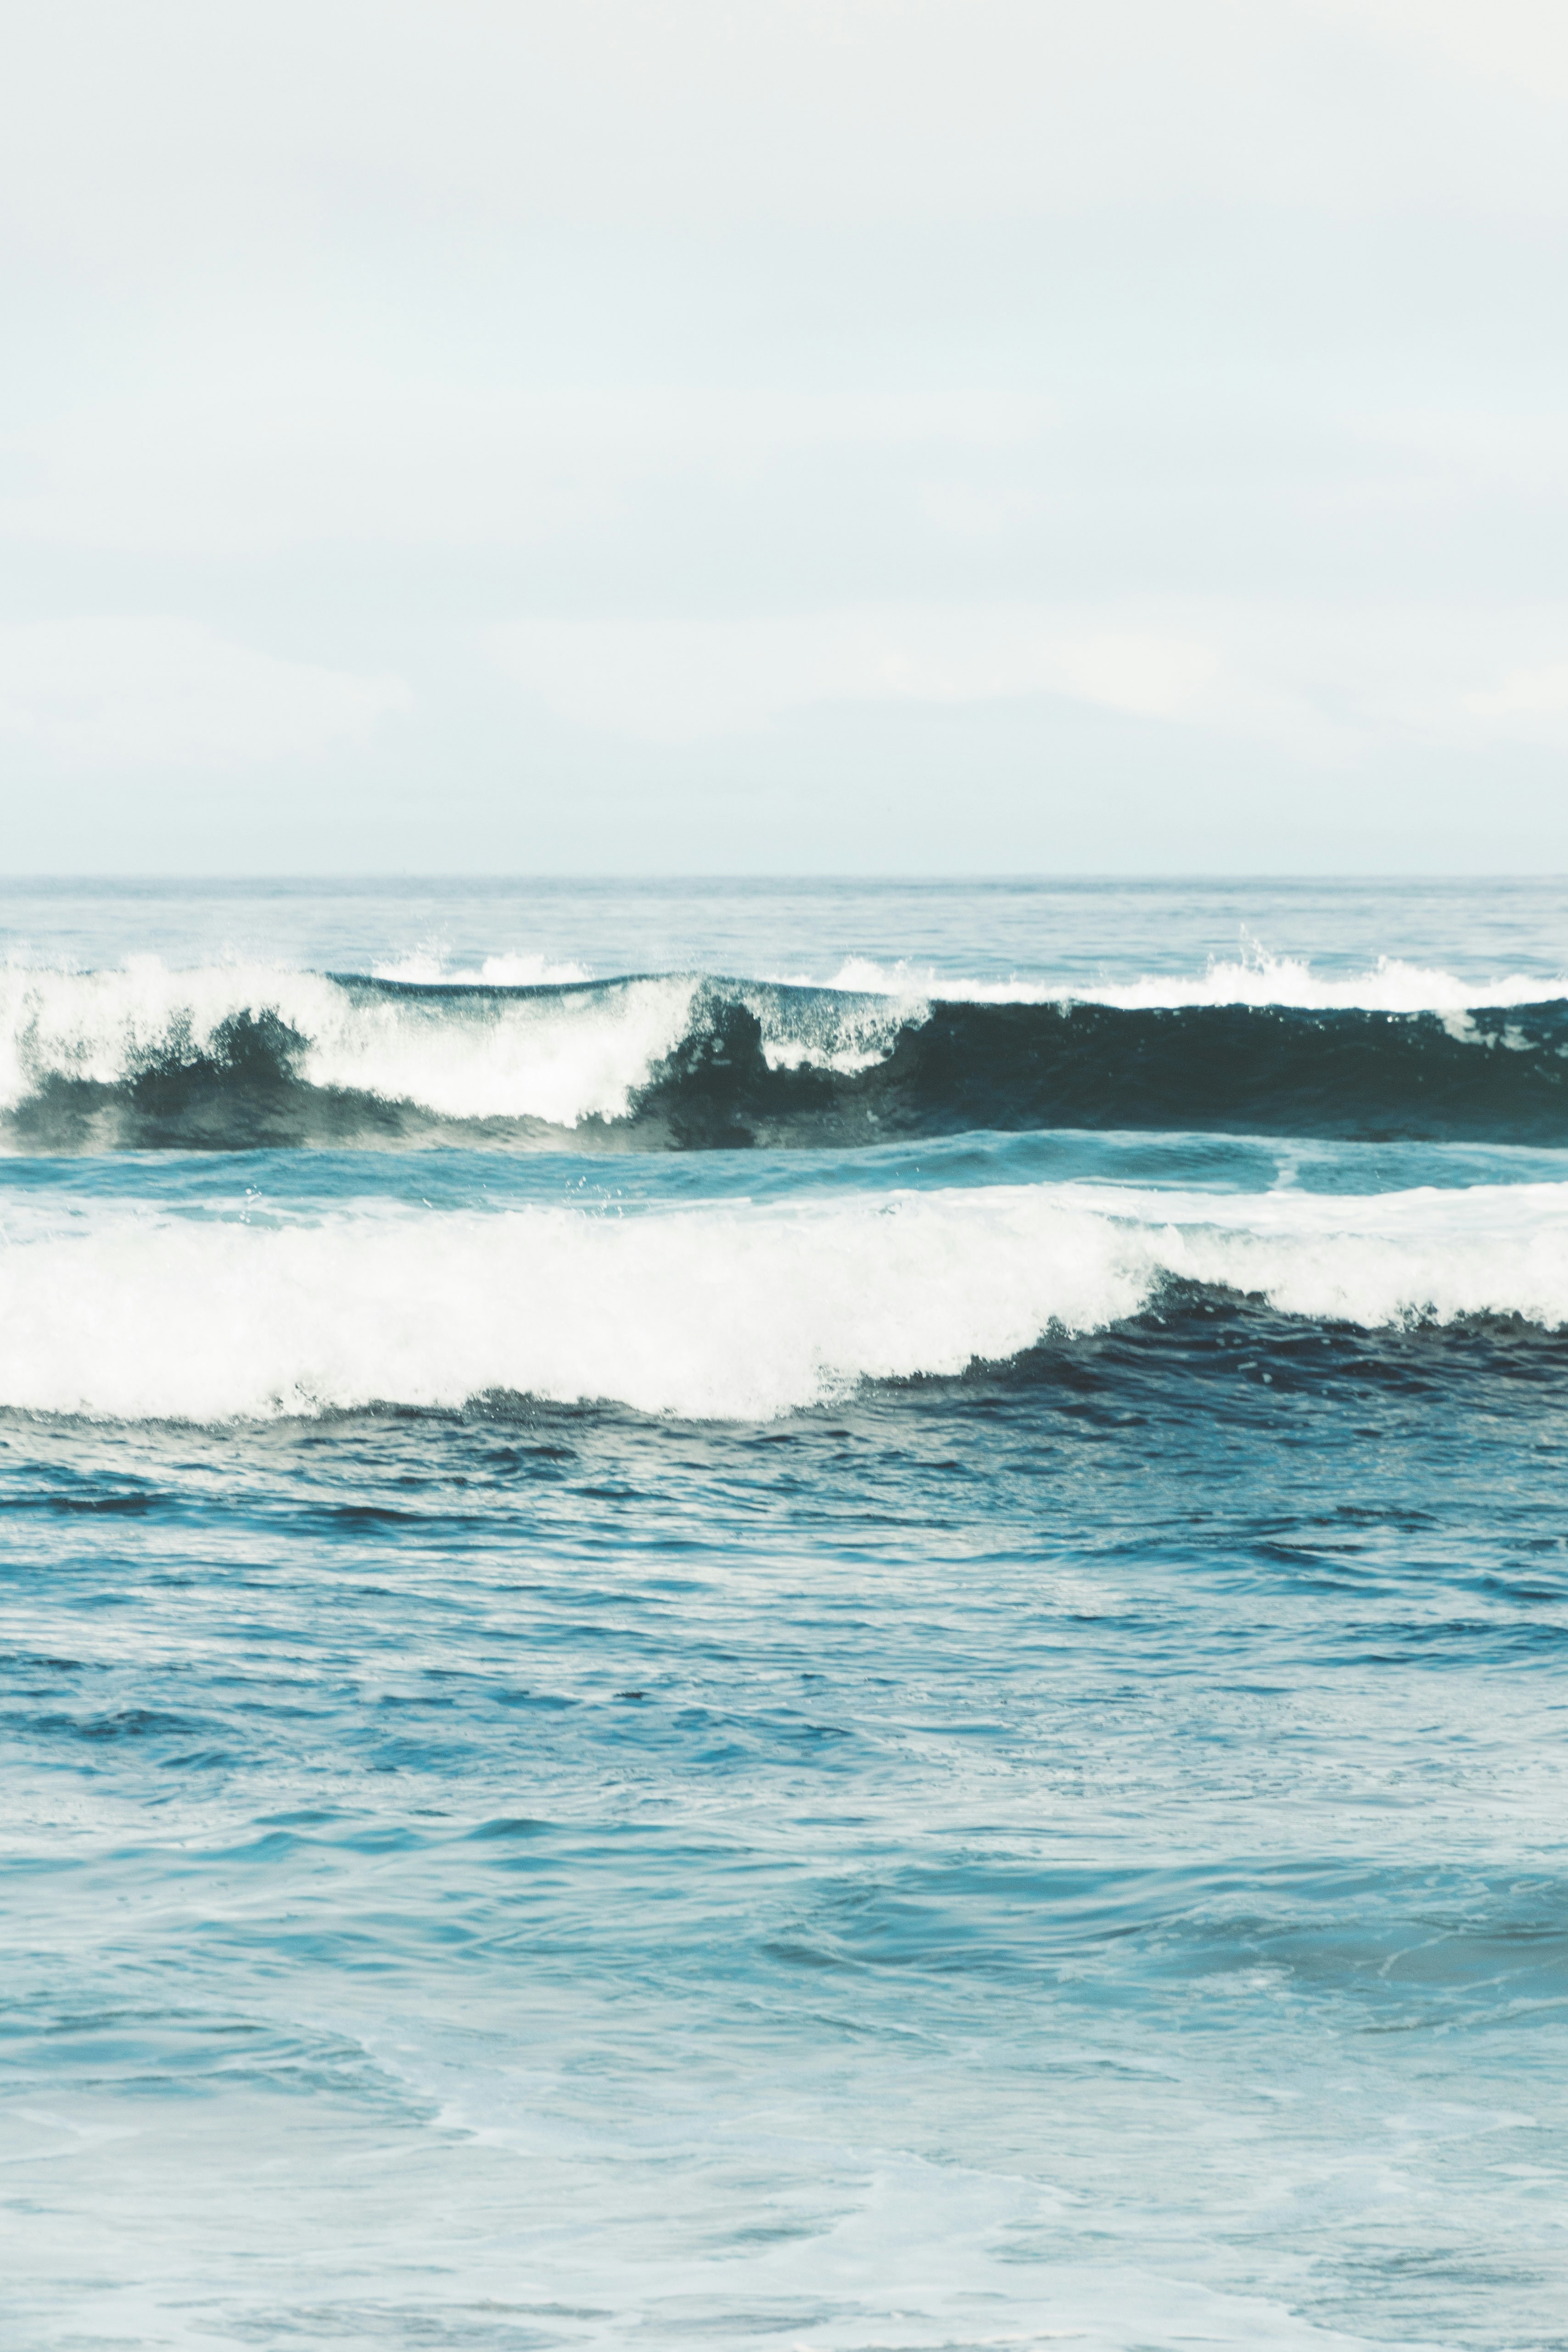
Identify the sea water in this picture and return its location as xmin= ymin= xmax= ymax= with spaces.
xmin=1 ymin=877 xmax=1565 ymax=2351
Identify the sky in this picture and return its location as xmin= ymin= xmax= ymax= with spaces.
xmin=3 ymin=0 xmax=1568 ymax=875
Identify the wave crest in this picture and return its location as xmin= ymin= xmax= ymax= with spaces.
xmin=2 ymin=1181 xmax=1565 ymax=1422
xmin=4 ymin=964 xmax=1567 ymax=1152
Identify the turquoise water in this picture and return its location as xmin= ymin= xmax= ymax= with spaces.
xmin=2 ymin=879 xmax=1566 ymax=2350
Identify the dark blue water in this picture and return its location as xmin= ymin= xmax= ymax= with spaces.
xmin=2 ymin=879 xmax=1566 ymax=2351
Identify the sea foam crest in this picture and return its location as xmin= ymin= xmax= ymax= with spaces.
xmin=812 ymin=950 xmax=1568 ymax=1012
xmin=0 ymin=963 xmax=908 ymax=1128
xmin=2 ymin=1181 xmax=1563 ymax=1423
xmin=0 ymin=963 xmax=702 ymax=1126
xmin=6 ymin=955 xmax=1567 ymax=1147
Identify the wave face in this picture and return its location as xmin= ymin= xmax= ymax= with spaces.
xmin=4 ymin=1179 xmax=1563 ymax=1422
xmin=4 ymin=964 xmax=1568 ymax=1151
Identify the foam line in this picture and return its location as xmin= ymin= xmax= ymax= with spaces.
xmin=811 ymin=951 xmax=1568 ymax=1011
xmin=3 ymin=1180 xmax=1563 ymax=1422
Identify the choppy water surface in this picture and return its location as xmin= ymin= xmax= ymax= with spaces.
xmin=2 ymin=878 xmax=1566 ymax=2351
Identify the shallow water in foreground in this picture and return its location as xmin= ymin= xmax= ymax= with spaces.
xmin=2 ymin=879 xmax=1566 ymax=2351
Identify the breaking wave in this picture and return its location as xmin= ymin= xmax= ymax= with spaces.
xmin=2 ymin=1179 xmax=1566 ymax=1422
xmin=788 ymin=949 xmax=1568 ymax=1014
xmin=3 ymin=962 xmax=1567 ymax=1153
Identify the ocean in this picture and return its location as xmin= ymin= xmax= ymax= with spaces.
xmin=2 ymin=875 xmax=1565 ymax=2352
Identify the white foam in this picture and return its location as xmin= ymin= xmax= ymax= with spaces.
xmin=2 ymin=1180 xmax=1562 ymax=1423
xmin=3 ymin=947 xmax=1564 ymax=1139
xmin=0 ymin=962 xmax=698 ymax=1127
xmin=811 ymin=950 xmax=1568 ymax=1012
xmin=0 ymin=960 xmax=930 ymax=1126
xmin=371 ymin=950 xmax=592 ymax=986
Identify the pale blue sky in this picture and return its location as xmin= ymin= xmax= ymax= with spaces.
xmin=3 ymin=0 xmax=1567 ymax=873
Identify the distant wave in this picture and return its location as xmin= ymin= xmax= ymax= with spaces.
xmin=2 ymin=1179 xmax=1565 ymax=1421
xmin=4 ymin=963 xmax=1568 ymax=1152
xmin=782 ymin=949 xmax=1568 ymax=1015
xmin=372 ymin=944 xmax=1568 ymax=1014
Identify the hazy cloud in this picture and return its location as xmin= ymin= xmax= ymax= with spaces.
xmin=0 ymin=620 xmax=412 ymax=768
xmin=1 ymin=3 xmax=1564 ymax=868
xmin=492 ymin=599 xmax=1568 ymax=760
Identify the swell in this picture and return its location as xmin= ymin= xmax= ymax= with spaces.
xmin=4 ymin=972 xmax=1568 ymax=1151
